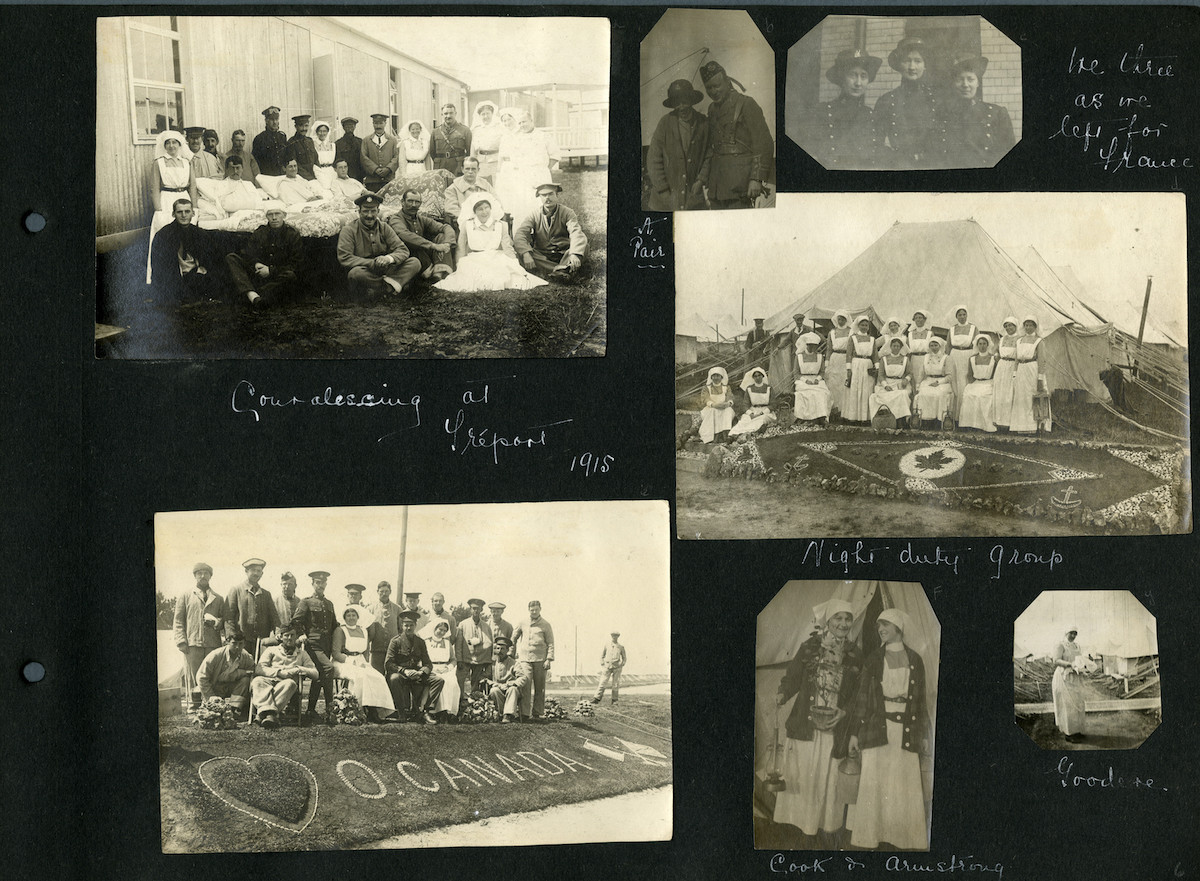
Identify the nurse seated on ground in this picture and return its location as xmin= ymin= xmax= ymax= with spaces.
xmin=699 ymin=366 xmax=735 ymax=444
xmin=730 ymin=367 xmax=777 ymax=438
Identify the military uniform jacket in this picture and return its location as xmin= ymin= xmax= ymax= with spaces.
xmin=284 ymin=134 xmax=319 ymax=180
xmin=241 ymin=222 xmax=303 ymax=275
xmin=337 ymin=219 xmax=410 ymax=269
xmin=252 ymin=129 xmax=288 ymax=177
xmin=941 ymin=99 xmax=1015 ymax=169
xmin=646 ymin=109 xmax=712 ymax=211
xmin=334 ymin=134 xmax=364 ymax=180
xmin=848 ymin=644 xmax=929 ymax=754
xmin=387 ymin=212 xmax=456 ymax=253
xmin=290 ymin=595 xmax=337 ymax=654
xmin=430 ymin=122 xmax=472 ymax=170
xmin=150 ymin=221 xmax=218 ymax=296
xmin=226 ymin=581 xmax=279 ymax=643
xmin=873 ymin=79 xmax=942 ymax=168
xmin=805 ymin=95 xmax=880 ymax=169
xmin=173 ymin=586 xmax=226 ymax=649
xmin=706 ymin=90 xmax=775 ymax=200
xmin=384 ymin=633 xmax=432 ymax=676
xmin=360 ymin=134 xmax=400 ymax=187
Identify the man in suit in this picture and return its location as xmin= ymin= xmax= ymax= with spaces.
xmin=514 ymin=183 xmax=589 ymax=283
xmin=645 ymin=79 xmax=711 ymax=211
xmin=225 ymin=558 xmax=279 ymax=655
xmin=252 ymin=106 xmax=288 ymax=177
xmin=173 ymin=562 xmax=227 ymax=710
xmin=385 ymin=610 xmax=442 ymax=723
xmin=150 ymin=199 xmax=219 ymax=303
xmin=386 ymin=189 xmax=456 ymax=282
xmin=430 ymin=103 xmax=472 ymax=174
xmin=337 ymin=192 xmax=422 ymax=298
xmin=225 ymin=204 xmax=303 ymax=309
xmin=700 ymin=60 xmax=775 ymax=209
xmin=334 ymin=116 xmax=364 ymax=182
xmin=284 ymin=113 xmax=318 ymax=180
xmin=360 ymin=113 xmax=399 ymax=192
xmin=289 ymin=569 xmax=337 ymax=726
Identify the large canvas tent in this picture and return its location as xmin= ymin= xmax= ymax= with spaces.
xmin=1013 ymin=590 xmax=1156 ymax=662
xmin=762 ymin=220 xmax=1120 ymax=401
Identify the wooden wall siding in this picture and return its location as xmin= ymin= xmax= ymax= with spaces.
xmin=336 ymin=42 xmax=389 ymax=130
xmin=401 ymin=69 xmax=435 ymax=131
xmin=96 ymin=17 xmax=156 ymax=238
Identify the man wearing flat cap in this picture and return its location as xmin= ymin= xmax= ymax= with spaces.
xmin=226 ymin=558 xmax=278 ymax=658
xmin=646 ymin=78 xmax=711 ymax=211
xmin=512 ymin=600 xmax=555 ymax=720
xmin=253 ymin=106 xmax=289 ymax=177
xmin=367 ymin=581 xmax=402 ymax=676
xmin=490 ymin=637 xmax=533 ymax=722
xmin=290 ymin=570 xmax=337 ymax=725
xmin=284 ymin=114 xmax=319 ymax=181
xmin=699 ymin=60 xmax=775 ymax=209
xmin=455 ymin=597 xmax=494 ymax=706
xmin=592 ymin=631 xmax=627 ymax=705
xmin=186 ymin=126 xmax=222 ymax=180
xmin=513 ymin=182 xmax=589 ymax=283
xmin=334 ymin=116 xmax=365 ymax=182
xmin=337 ymin=192 xmax=422 ymax=298
xmin=173 ymin=562 xmax=227 ymax=710
xmin=198 ymin=629 xmax=256 ymax=720
xmin=274 ymin=571 xmax=301 ymax=639
xmin=801 ymin=48 xmax=883 ymax=170
xmin=361 ymin=113 xmax=400 ymax=193
xmin=385 ymin=610 xmax=442 ymax=723
xmin=488 ymin=601 xmax=513 ymax=647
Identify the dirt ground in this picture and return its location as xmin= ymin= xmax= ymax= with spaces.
xmin=98 ymin=167 xmax=607 ymax=359
xmin=1016 ymin=710 xmax=1160 ymax=750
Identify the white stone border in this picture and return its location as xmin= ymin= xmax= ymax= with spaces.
xmin=198 ymin=754 xmax=319 ymax=834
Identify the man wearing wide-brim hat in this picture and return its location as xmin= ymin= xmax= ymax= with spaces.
xmin=592 ymin=630 xmax=627 ymax=705
xmin=334 ymin=116 xmax=365 ymax=182
xmin=698 ymin=60 xmax=775 ymax=209
xmin=253 ymin=105 xmax=288 ymax=177
xmin=513 ymin=181 xmax=589 ymax=283
xmin=801 ymin=48 xmax=883 ymax=170
xmin=336 ymin=192 xmax=422 ymax=298
xmin=645 ymin=78 xmax=711 ymax=211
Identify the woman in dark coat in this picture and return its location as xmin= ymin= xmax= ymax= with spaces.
xmin=772 ymin=600 xmax=862 ymax=838
xmin=941 ymin=55 xmax=1015 ymax=168
xmin=873 ymin=36 xmax=941 ymax=169
xmin=645 ymin=79 xmax=711 ymax=211
xmin=804 ymin=48 xmax=882 ymax=169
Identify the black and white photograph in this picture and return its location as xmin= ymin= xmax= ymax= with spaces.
xmin=155 ymin=502 xmax=671 ymax=852
xmin=640 ymin=8 xmax=776 ymax=211
xmin=755 ymin=580 xmax=939 ymax=852
xmin=1014 ymin=590 xmax=1159 ymax=750
xmin=675 ymin=192 xmax=1190 ymax=538
xmin=786 ymin=15 xmax=1021 ymax=170
xmin=96 ymin=15 xmax=609 ymax=359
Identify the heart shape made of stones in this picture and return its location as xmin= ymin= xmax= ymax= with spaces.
xmin=198 ymin=754 xmax=318 ymax=833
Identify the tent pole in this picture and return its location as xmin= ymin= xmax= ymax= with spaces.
xmin=1134 ymin=275 xmax=1152 ymax=379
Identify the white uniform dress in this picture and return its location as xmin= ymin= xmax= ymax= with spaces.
xmin=496 ymin=128 xmax=559 ymax=220
xmin=426 ymin=636 xmax=462 ymax=715
xmin=1010 ymin=337 xmax=1049 ymax=432
xmin=947 ymin=324 xmax=977 ymax=419
xmin=1052 ymin=640 xmax=1085 ymax=735
xmin=793 ymin=354 xmax=831 ymax=421
xmin=992 ymin=336 xmax=1019 ymax=427
xmin=146 ymin=155 xmax=193 ymax=283
xmin=958 ymin=356 xmax=998 ymax=431
xmin=842 ymin=335 xmax=876 ymax=422
xmin=730 ymin=386 xmax=775 ymax=436
xmin=906 ymin=328 xmax=932 ymax=388
xmin=699 ymin=386 xmax=735 ymax=442
xmin=471 ymin=120 xmax=506 ymax=181
xmin=826 ymin=327 xmax=851 ymax=415
xmin=868 ymin=355 xmax=912 ymax=420
xmin=847 ymin=656 xmax=927 ymax=850
xmin=914 ymin=352 xmax=954 ymax=422
xmin=312 ymin=133 xmax=338 ymax=189
xmin=401 ymin=132 xmax=430 ymax=176
xmin=332 ymin=626 xmax=396 ymax=713
xmin=435 ymin=217 xmax=548 ymax=292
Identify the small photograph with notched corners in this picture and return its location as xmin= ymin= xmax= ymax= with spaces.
xmin=1015 ymin=590 xmax=1160 ymax=750
xmin=786 ymin=14 xmax=1021 ymax=170
xmin=756 ymin=580 xmax=939 ymax=851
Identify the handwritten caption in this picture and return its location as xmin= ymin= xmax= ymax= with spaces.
xmin=631 ymin=216 xmax=669 ymax=269
xmin=1052 ymin=44 xmax=1191 ymax=172
xmin=770 ymin=854 xmax=1004 ymax=880
xmin=1053 ymin=756 xmax=1166 ymax=791
xmin=796 ymin=539 xmax=1062 ymax=579
xmin=230 ymin=378 xmax=607 ymax=471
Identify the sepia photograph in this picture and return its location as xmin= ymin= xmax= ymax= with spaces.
xmin=96 ymin=15 xmax=608 ymax=359
xmin=755 ymin=580 xmax=939 ymax=852
xmin=786 ymin=15 xmax=1021 ymax=170
xmin=640 ymin=8 xmax=776 ymax=212
xmin=1014 ymin=590 xmax=1160 ymax=750
xmin=675 ymin=192 xmax=1189 ymax=538
xmin=155 ymin=502 xmax=670 ymax=852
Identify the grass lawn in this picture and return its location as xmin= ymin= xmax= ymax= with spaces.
xmin=98 ymin=167 xmax=607 ymax=359
xmin=159 ymin=691 xmax=669 ymax=852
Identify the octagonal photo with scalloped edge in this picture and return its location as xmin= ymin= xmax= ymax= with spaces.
xmin=755 ymin=580 xmax=939 ymax=851
xmin=1015 ymin=590 xmax=1160 ymax=750
xmin=786 ymin=14 xmax=1021 ymax=170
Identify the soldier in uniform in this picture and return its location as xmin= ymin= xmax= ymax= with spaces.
xmin=941 ymin=55 xmax=1015 ymax=169
xmin=334 ymin=116 xmax=364 ymax=182
xmin=431 ymin=103 xmax=473 ymax=174
xmin=337 ymin=192 xmax=422 ymax=298
xmin=873 ymin=36 xmax=942 ymax=169
xmin=252 ymin=106 xmax=288 ymax=177
xmin=385 ymin=610 xmax=443 ymax=723
xmin=361 ymin=113 xmax=400 ymax=193
xmin=386 ymin=189 xmax=456 ymax=282
xmin=803 ymin=48 xmax=882 ymax=169
xmin=699 ymin=61 xmax=775 ymax=209
xmin=284 ymin=114 xmax=319 ymax=181
xmin=289 ymin=569 xmax=337 ymax=725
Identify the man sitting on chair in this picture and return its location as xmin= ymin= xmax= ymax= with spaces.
xmin=385 ymin=610 xmax=442 ymax=724
xmin=513 ymin=182 xmax=589 ymax=283
xmin=252 ymin=624 xmax=317 ymax=729
xmin=198 ymin=629 xmax=256 ymax=720
xmin=491 ymin=638 xmax=534 ymax=723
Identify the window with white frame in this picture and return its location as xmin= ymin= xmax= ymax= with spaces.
xmin=126 ymin=16 xmax=185 ymax=144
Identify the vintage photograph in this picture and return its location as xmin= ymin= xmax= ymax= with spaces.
xmin=640 ymin=8 xmax=776 ymax=211
xmin=96 ymin=15 xmax=609 ymax=358
xmin=676 ymin=192 xmax=1190 ymax=538
xmin=786 ymin=15 xmax=1021 ymax=170
xmin=755 ymin=580 xmax=939 ymax=851
xmin=155 ymin=502 xmax=670 ymax=852
xmin=1015 ymin=590 xmax=1160 ymax=750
